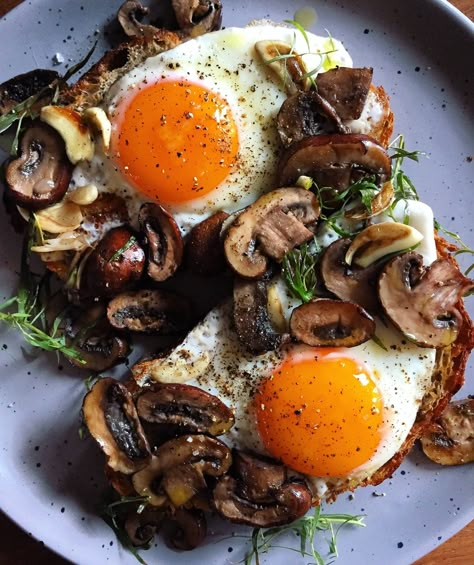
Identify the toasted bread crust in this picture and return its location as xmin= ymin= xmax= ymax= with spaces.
xmin=59 ymin=29 xmax=182 ymax=111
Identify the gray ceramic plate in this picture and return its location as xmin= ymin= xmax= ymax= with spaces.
xmin=0 ymin=1 xmax=473 ymax=564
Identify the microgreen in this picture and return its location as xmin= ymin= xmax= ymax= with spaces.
xmin=0 ymin=219 xmax=84 ymax=362
xmin=243 ymin=507 xmax=366 ymax=565
xmin=434 ymin=220 xmax=474 ymax=276
xmin=282 ymin=239 xmax=321 ymax=303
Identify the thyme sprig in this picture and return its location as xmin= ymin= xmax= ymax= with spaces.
xmin=282 ymin=239 xmax=321 ymax=303
xmin=244 ymin=507 xmax=366 ymax=565
xmin=434 ymin=220 xmax=474 ymax=276
xmin=0 ymin=219 xmax=83 ymax=361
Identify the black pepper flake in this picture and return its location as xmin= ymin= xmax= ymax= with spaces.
xmin=397 ymin=542 xmax=404 ymax=548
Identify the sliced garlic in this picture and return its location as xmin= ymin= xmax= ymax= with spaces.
xmin=132 ymin=351 xmax=211 ymax=386
xmin=31 ymin=231 xmax=89 ymax=253
xmin=345 ymin=222 xmax=424 ymax=268
xmin=267 ymin=283 xmax=287 ymax=333
xmin=255 ymin=40 xmax=310 ymax=94
xmin=40 ymin=105 xmax=94 ymax=164
xmin=83 ymin=107 xmax=112 ymax=151
xmin=33 ymin=200 xmax=83 ymax=234
xmin=67 ymin=184 xmax=99 ymax=206
xmin=345 ymin=180 xmax=394 ymax=220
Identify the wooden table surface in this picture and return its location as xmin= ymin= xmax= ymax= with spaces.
xmin=0 ymin=0 xmax=473 ymax=563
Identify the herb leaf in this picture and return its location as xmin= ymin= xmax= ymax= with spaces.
xmin=0 ymin=219 xmax=84 ymax=362
xmin=282 ymin=240 xmax=321 ymax=303
xmin=244 ymin=508 xmax=365 ymax=565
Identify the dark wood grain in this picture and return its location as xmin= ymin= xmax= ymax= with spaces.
xmin=0 ymin=0 xmax=472 ymax=564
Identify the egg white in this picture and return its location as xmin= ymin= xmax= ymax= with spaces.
xmin=72 ymin=23 xmax=352 ymax=238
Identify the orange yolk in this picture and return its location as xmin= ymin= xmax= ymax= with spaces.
xmin=255 ymin=352 xmax=384 ymax=477
xmin=112 ymin=80 xmax=239 ymax=205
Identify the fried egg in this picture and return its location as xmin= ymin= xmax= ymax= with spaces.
xmin=72 ymin=23 xmax=352 ymax=236
xmin=159 ymin=199 xmax=437 ymax=498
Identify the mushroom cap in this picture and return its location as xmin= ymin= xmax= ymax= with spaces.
xmin=289 ymin=298 xmax=376 ymax=347
xmin=224 ymin=187 xmax=320 ymax=279
xmin=378 ymin=252 xmax=474 ymax=348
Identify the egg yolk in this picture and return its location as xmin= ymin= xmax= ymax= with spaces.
xmin=112 ymin=80 xmax=239 ymax=205
xmin=255 ymin=352 xmax=384 ymax=477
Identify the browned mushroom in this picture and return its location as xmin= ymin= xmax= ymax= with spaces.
xmin=138 ymin=202 xmax=183 ymax=282
xmin=224 ymin=187 xmax=320 ymax=279
xmin=233 ymin=277 xmax=289 ymax=353
xmin=136 ymin=383 xmax=235 ymax=438
xmin=117 ymin=1 xmax=157 ymax=37
xmin=124 ymin=507 xmax=165 ymax=547
xmin=132 ymin=434 xmax=231 ymax=507
xmin=64 ymin=303 xmax=130 ymax=371
xmin=420 ymin=398 xmax=474 ymax=465
xmin=107 ymin=289 xmax=192 ymax=333
xmin=184 ymin=210 xmax=229 ymax=275
xmin=320 ymin=237 xmax=382 ymax=314
xmin=172 ymin=0 xmax=222 ymax=35
xmin=277 ymin=90 xmax=349 ymax=147
xmin=315 ymin=67 xmax=373 ymax=121
xmin=164 ymin=508 xmax=207 ymax=550
xmin=378 ymin=252 xmax=474 ymax=347
xmin=213 ymin=450 xmax=312 ymax=527
xmin=84 ymin=226 xmax=145 ymax=297
xmin=5 ymin=121 xmax=72 ymax=210
xmin=82 ymin=378 xmax=151 ymax=474
xmin=277 ymin=134 xmax=391 ymax=206
xmin=0 ymin=69 xmax=58 ymax=116
xmin=290 ymin=298 xmax=375 ymax=347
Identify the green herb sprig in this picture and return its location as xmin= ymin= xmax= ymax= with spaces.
xmin=282 ymin=239 xmax=321 ymax=303
xmin=108 ymin=235 xmax=137 ymax=262
xmin=243 ymin=507 xmax=365 ymax=565
xmin=434 ymin=220 xmax=474 ymax=276
xmin=0 ymin=219 xmax=83 ymax=362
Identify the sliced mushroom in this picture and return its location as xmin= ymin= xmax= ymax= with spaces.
xmin=124 ymin=507 xmax=165 ymax=547
xmin=164 ymin=508 xmax=207 ymax=551
xmin=82 ymin=378 xmax=151 ymax=474
xmin=224 ymin=187 xmax=320 ymax=279
xmin=234 ymin=278 xmax=289 ymax=353
xmin=277 ymin=133 xmax=391 ymax=207
xmin=136 ymin=383 xmax=235 ymax=437
xmin=0 ymin=69 xmax=58 ymax=116
xmin=420 ymin=398 xmax=474 ymax=465
xmin=232 ymin=450 xmax=286 ymax=503
xmin=345 ymin=222 xmax=424 ymax=268
xmin=213 ymin=450 xmax=312 ymax=527
xmin=172 ymin=0 xmax=222 ymax=36
xmin=5 ymin=121 xmax=72 ymax=210
xmin=64 ymin=303 xmax=130 ymax=371
xmin=184 ymin=210 xmax=229 ymax=275
xmin=320 ymin=237 xmax=382 ymax=314
xmin=289 ymin=298 xmax=375 ymax=347
xmin=378 ymin=252 xmax=474 ymax=348
xmin=117 ymin=1 xmax=156 ymax=37
xmin=107 ymin=289 xmax=192 ymax=333
xmin=84 ymin=226 xmax=145 ymax=297
xmin=132 ymin=435 xmax=231 ymax=507
xmin=276 ymin=90 xmax=349 ymax=147
xmin=40 ymin=105 xmax=94 ymax=164
xmin=138 ymin=203 xmax=183 ymax=282
xmin=315 ymin=67 xmax=373 ymax=121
